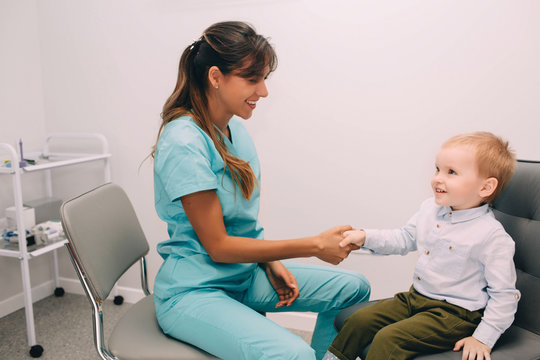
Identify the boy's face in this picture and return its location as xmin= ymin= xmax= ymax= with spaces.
xmin=431 ymin=144 xmax=489 ymax=210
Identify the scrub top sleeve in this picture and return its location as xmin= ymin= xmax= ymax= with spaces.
xmin=155 ymin=129 xmax=218 ymax=202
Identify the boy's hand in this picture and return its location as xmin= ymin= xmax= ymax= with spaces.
xmin=453 ymin=336 xmax=491 ymax=360
xmin=339 ymin=230 xmax=366 ymax=248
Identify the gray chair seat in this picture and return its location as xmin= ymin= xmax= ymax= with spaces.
xmin=109 ymin=295 xmax=216 ymax=359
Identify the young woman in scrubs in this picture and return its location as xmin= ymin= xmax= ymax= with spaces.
xmin=152 ymin=21 xmax=370 ymax=360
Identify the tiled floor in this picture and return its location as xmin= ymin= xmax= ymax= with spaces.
xmin=0 ymin=293 xmax=312 ymax=359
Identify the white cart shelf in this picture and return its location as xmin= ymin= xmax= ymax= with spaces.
xmin=0 ymin=133 xmax=111 ymax=358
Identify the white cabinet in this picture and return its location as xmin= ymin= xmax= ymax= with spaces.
xmin=0 ymin=133 xmax=111 ymax=358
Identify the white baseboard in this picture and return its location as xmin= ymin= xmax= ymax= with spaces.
xmin=0 ymin=280 xmax=55 ymax=318
xmin=267 ymin=311 xmax=317 ymax=332
xmin=59 ymin=277 xmax=146 ymax=304
xmin=1 ymin=277 xmax=316 ymax=332
xmin=0 ymin=277 xmax=146 ymax=318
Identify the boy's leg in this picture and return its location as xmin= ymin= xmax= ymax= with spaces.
xmin=242 ymin=262 xmax=371 ymax=360
xmin=155 ymin=288 xmax=315 ymax=360
xmin=366 ymin=292 xmax=483 ymax=360
xmin=328 ymin=292 xmax=412 ymax=360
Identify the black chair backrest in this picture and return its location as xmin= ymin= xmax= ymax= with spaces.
xmin=492 ymin=160 xmax=540 ymax=335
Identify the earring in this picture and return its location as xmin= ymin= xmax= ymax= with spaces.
xmin=215 ymin=85 xmax=219 ymax=89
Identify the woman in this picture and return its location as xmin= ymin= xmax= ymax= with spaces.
xmin=152 ymin=21 xmax=370 ymax=360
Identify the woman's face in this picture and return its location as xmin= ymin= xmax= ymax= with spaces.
xmin=215 ymin=69 xmax=269 ymax=120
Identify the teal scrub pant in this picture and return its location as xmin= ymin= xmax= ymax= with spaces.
xmin=155 ymin=262 xmax=370 ymax=360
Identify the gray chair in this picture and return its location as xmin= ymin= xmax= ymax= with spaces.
xmin=334 ymin=160 xmax=540 ymax=359
xmin=61 ymin=183 xmax=217 ymax=360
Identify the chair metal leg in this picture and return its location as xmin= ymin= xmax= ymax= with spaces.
xmin=140 ymin=257 xmax=151 ymax=296
xmin=65 ymin=243 xmax=116 ymax=360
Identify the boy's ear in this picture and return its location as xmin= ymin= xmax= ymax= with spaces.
xmin=479 ymin=177 xmax=498 ymax=198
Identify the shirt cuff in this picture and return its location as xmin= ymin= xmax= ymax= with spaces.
xmin=472 ymin=321 xmax=501 ymax=349
xmin=362 ymin=229 xmax=375 ymax=249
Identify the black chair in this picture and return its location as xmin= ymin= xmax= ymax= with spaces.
xmin=334 ymin=160 xmax=540 ymax=359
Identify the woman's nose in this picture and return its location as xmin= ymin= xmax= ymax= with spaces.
xmin=257 ymin=80 xmax=268 ymax=98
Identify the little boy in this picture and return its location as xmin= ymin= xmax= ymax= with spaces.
xmin=324 ymin=132 xmax=520 ymax=360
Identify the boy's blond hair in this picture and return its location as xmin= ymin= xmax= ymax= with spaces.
xmin=443 ymin=132 xmax=516 ymax=205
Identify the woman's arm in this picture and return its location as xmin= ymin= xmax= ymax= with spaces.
xmin=181 ymin=190 xmax=354 ymax=264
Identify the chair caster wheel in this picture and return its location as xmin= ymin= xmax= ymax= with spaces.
xmin=113 ymin=295 xmax=124 ymax=305
xmin=29 ymin=344 xmax=44 ymax=357
xmin=54 ymin=287 xmax=65 ymax=297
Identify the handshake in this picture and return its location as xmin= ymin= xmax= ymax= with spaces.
xmin=340 ymin=229 xmax=366 ymax=248
xmin=315 ymin=226 xmax=366 ymax=265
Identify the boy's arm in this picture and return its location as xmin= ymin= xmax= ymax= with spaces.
xmin=341 ymin=211 xmax=419 ymax=255
xmin=471 ymin=229 xmax=520 ymax=348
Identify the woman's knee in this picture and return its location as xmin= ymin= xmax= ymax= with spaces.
xmin=338 ymin=271 xmax=371 ymax=305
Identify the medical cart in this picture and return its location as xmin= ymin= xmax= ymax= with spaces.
xmin=0 ymin=133 xmax=111 ymax=357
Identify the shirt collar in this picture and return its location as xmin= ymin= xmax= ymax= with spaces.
xmin=436 ymin=203 xmax=490 ymax=223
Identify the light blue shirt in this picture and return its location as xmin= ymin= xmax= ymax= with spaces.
xmin=363 ymin=197 xmax=520 ymax=348
xmin=153 ymin=115 xmax=264 ymax=299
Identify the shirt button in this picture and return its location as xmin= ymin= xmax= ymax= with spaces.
xmin=416 ymin=276 xmax=421 ymax=280
xmin=436 ymin=224 xmax=440 ymax=228
xmin=449 ymin=212 xmax=452 ymax=217
xmin=449 ymin=246 xmax=454 ymax=251
xmin=425 ymin=249 xmax=430 ymax=255
xmin=514 ymin=294 xmax=520 ymax=300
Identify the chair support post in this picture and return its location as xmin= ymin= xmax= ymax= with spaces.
xmin=65 ymin=243 xmax=117 ymax=360
xmin=140 ymin=257 xmax=151 ymax=296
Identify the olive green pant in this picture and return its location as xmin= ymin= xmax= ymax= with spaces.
xmin=328 ymin=286 xmax=483 ymax=360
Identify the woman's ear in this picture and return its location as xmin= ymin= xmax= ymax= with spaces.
xmin=479 ymin=177 xmax=498 ymax=198
xmin=208 ymin=66 xmax=222 ymax=89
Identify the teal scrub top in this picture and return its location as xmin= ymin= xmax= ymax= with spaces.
xmin=153 ymin=115 xmax=264 ymax=299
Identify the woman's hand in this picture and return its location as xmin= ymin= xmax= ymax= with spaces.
xmin=261 ymin=261 xmax=299 ymax=308
xmin=453 ymin=336 xmax=491 ymax=360
xmin=315 ymin=225 xmax=358 ymax=265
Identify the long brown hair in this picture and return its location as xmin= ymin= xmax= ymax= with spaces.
xmin=153 ymin=21 xmax=277 ymax=200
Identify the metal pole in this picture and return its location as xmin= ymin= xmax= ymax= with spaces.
xmin=12 ymin=159 xmax=37 ymax=346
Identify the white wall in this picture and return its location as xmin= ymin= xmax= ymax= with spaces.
xmin=2 ymin=0 xmax=539 ymax=310
xmin=0 ymin=0 xmax=51 ymax=304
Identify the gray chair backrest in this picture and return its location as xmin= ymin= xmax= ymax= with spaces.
xmin=61 ymin=183 xmax=149 ymax=301
xmin=492 ymin=160 xmax=540 ymax=335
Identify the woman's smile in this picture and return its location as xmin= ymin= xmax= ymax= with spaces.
xmin=246 ymin=100 xmax=257 ymax=109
